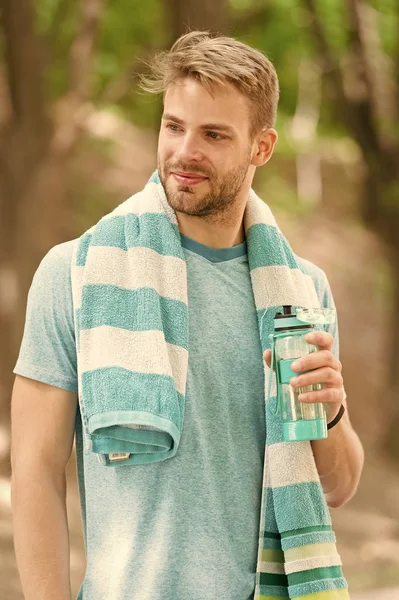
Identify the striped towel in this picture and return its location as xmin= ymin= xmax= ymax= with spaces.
xmin=70 ymin=170 xmax=350 ymax=599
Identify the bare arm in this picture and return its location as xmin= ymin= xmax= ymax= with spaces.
xmin=11 ymin=375 xmax=78 ymax=600
xmin=311 ymin=394 xmax=364 ymax=508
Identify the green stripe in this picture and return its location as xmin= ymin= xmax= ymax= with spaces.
xmin=281 ymin=525 xmax=333 ymax=538
xmin=288 ymin=565 xmax=343 ymax=586
xmin=260 ymin=573 xmax=289 ymax=587
xmin=263 ymin=531 xmax=282 ymax=540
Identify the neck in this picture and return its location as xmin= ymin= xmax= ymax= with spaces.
xmin=177 ymin=210 xmax=246 ymax=249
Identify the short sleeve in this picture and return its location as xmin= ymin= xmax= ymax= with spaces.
xmin=318 ymin=272 xmax=340 ymax=361
xmin=13 ymin=241 xmax=78 ymax=392
xmin=296 ymin=256 xmax=340 ymax=361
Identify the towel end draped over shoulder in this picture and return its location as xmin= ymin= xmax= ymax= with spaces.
xmin=70 ymin=170 xmax=350 ymax=599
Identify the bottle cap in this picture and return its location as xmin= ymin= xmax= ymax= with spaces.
xmin=273 ymin=305 xmax=313 ymax=331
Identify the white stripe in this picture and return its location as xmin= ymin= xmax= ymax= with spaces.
xmin=79 ymin=327 xmax=188 ymax=395
xmin=71 ymin=266 xmax=84 ymax=312
xmin=244 ymin=191 xmax=280 ymax=228
xmin=72 ymin=246 xmax=188 ymax=311
xmin=251 ymin=265 xmax=319 ymax=311
xmin=259 ymin=561 xmax=285 ymax=574
xmin=285 ymin=554 xmax=342 ymax=574
xmin=268 ymin=441 xmax=319 ymax=487
xmin=100 ymin=181 xmax=176 ymax=221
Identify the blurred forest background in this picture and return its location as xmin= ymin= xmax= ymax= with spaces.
xmin=1 ymin=0 xmax=399 ymax=598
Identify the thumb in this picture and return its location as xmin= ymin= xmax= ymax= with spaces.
xmin=263 ymin=349 xmax=272 ymax=368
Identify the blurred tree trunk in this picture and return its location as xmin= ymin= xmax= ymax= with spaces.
xmin=302 ymin=0 xmax=399 ymax=458
xmin=164 ymin=0 xmax=230 ymax=39
xmin=0 ymin=0 xmax=103 ymax=477
xmin=290 ymin=58 xmax=323 ymax=209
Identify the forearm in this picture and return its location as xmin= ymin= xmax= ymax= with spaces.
xmin=11 ymin=471 xmax=72 ymax=600
xmin=311 ymin=407 xmax=364 ymax=508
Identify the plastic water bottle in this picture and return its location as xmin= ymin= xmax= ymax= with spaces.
xmin=268 ymin=305 xmax=336 ymax=442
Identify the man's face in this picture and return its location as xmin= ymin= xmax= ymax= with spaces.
xmin=157 ymin=78 xmax=255 ymax=218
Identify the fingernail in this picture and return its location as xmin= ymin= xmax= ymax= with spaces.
xmin=290 ymin=377 xmax=299 ymax=386
xmin=291 ymin=361 xmax=301 ymax=370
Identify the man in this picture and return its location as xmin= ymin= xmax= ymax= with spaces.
xmin=11 ymin=31 xmax=364 ymax=600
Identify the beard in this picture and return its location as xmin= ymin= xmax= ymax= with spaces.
xmin=157 ymin=151 xmax=252 ymax=219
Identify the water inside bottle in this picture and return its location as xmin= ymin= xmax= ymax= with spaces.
xmin=284 ymin=383 xmax=325 ymax=420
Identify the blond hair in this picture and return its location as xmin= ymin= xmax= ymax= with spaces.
xmin=139 ymin=31 xmax=280 ymax=137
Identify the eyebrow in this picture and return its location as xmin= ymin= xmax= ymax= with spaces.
xmin=162 ymin=113 xmax=235 ymax=134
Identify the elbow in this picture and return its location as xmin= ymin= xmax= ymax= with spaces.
xmin=326 ymin=485 xmax=357 ymax=509
xmin=326 ymin=493 xmax=350 ymax=509
xmin=327 ymin=446 xmax=365 ymax=509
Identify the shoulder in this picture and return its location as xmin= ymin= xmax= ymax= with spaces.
xmin=295 ymin=255 xmax=330 ymax=298
xmin=38 ymin=238 xmax=79 ymax=272
xmin=294 ymin=255 xmax=336 ymax=312
xmin=295 ymin=255 xmax=327 ymax=283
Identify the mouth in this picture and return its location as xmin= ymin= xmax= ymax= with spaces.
xmin=171 ymin=172 xmax=208 ymax=186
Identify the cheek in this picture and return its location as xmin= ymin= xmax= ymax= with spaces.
xmin=158 ymin=134 xmax=175 ymax=162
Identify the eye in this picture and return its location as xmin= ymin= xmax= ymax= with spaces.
xmin=165 ymin=123 xmax=181 ymax=132
xmin=206 ymin=131 xmax=225 ymax=141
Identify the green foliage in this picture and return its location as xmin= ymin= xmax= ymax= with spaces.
xmin=233 ymin=0 xmax=312 ymax=116
xmin=31 ymin=0 xmax=399 ymax=142
xmin=93 ymin=0 xmax=167 ymax=97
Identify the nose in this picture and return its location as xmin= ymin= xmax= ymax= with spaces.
xmin=175 ymin=132 xmax=204 ymax=163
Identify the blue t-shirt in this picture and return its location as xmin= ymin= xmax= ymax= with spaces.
xmin=13 ymin=232 xmax=339 ymax=600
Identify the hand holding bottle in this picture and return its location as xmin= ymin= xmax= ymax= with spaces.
xmin=263 ymin=329 xmax=344 ymax=424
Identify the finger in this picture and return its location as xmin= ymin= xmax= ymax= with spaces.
xmin=263 ymin=349 xmax=272 ymax=368
xmin=297 ymin=387 xmax=343 ymax=405
xmin=291 ymin=350 xmax=340 ymax=373
xmin=290 ymin=367 xmax=343 ymax=389
xmin=304 ymin=330 xmax=334 ymax=351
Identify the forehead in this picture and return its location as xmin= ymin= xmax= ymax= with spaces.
xmin=163 ymin=78 xmax=251 ymax=134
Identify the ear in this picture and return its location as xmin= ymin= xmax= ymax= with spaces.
xmin=251 ymin=128 xmax=278 ymax=167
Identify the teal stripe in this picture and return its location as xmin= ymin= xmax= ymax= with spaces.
xmin=76 ymin=231 xmax=92 ymax=266
xmin=289 ymin=576 xmax=348 ymax=598
xmin=82 ymin=368 xmax=184 ymax=427
xmin=281 ymin=530 xmax=336 ymax=551
xmin=99 ymin=444 xmax=176 ymax=466
xmin=273 ymin=482 xmax=331 ymax=532
xmin=80 ymin=286 xmax=188 ymax=349
xmin=93 ymin=426 xmax=171 ymax=449
xmin=247 ymin=223 xmax=299 ymax=270
xmin=260 ymin=572 xmax=289 ymax=587
xmin=91 ymin=429 xmax=179 ymax=465
xmin=149 ymin=171 xmax=160 ymax=184
xmin=259 ymin=584 xmax=289 ymax=598
xmin=288 ymin=566 xmax=343 ymax=586
xmin=262 ymin=536 xmax=283 ymax=550
xmin=264 ymin=486 xmax=279 ymax=533
xmin=263 ymin=406 xmax=284 ymax=445
xmin=80 ymin=213 xmax=183 ymax=258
